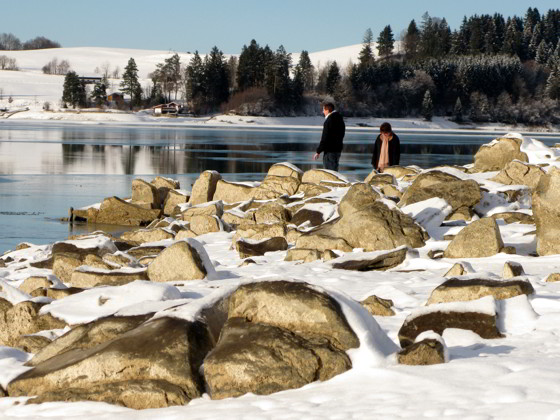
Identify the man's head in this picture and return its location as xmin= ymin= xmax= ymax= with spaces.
xmin=322 ymin=102 xmax=334 ymax=116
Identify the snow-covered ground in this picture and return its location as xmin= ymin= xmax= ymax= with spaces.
xmin=2 ymin=135 xmax=560 ymax=418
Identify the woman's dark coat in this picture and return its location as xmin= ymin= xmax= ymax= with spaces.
xmin=371 ymin=133 xmax=401 ymax=169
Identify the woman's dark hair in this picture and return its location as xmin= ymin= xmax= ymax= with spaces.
xmin=380 ymin=122 xmax=392 ymax=133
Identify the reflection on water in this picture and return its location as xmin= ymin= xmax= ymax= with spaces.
xmin=1 ymin=121 xmax=559 ymax=253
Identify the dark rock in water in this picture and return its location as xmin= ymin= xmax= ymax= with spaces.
xmin=235 ymin=237 xmax=288 ymax=258
xmin=204 ymin=317 xmax=351 ymax=400
xmin=398 ymin=338 xmax=446 ymax=365
xmin=8 ymin=317 xmax=213 ymax=409
xmin=331 ymin=247 xmax=407 ymax=272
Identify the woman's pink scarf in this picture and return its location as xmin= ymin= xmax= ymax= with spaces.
xmin=377 ymin=135 xmax=391 ymax=172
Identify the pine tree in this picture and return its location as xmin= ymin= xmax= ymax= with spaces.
xmin=204 ymin=46 xmax=230 ymax=110
xmin=359 ymin=28 xmax=375 ymax=66
xmin=92 ymin=80 xmax=107 ymax=107
xmin=421 ymin=89 xmax=433 ymax=121
xmin=403 ymin=20 xmax=420 ymax=58
xmin=120 ymin=57 xmax=142 ymax=108
xmin=535 ymin=40 xmax=550 ymax=64
xmin=62 ymin=71 xmax=86 ymax=108
xmin=295 ymin=50 xmax=315 ymax=92
xmin=545 ymin=64 xmax=560 ymax=100
xmin=453 ymin=97 xmax=463 ymax=122
xmin=501 ymin=18 xmax=522 ymax=57
xmin=377 ymin=25 xmax=395 ymax=58
xmin=325 ymin=61 xmax=341 ymax=95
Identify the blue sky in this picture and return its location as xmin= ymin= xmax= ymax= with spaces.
xmin=3 ymin=0 xmax=559 ymax=53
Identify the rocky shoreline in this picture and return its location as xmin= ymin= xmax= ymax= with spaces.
xmin=1 ymin=132 xmax=560 ymax=409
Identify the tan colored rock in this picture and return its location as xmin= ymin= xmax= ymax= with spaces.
xmin=382 ymin=166 xmax=420 ymax=179
xmin=236 ymin=237 xmax=288 ymax=259
xmin=182 ymin=201 xmax=223 ymax=221
xmin=286 ymin=228 xmax=304 ymax=244
xmin=533 ymin=167 xmax=560 ymax=256
xmin=213 ymin=179 xmax=255 ymax=203
xmin=254 ymin=202 xmax=291 ymax=224
xmin=266 ymin=162 xmax=303 ymax=181
xmin=102 ymin=253 xmax=136 ymax=268
xmin=403 ymin=170 xmax=460 ymax=190
xmin=189 ymin=170 xmax=222 ymax=205
xmin=69 ymin=267 xmax=149 ymax=288
xmin=302 ymin=169 xmax=346 ymax=184
xmin=232 ymin=223 xmax=287 ymax=244
xmin=502 ymin=261 xmax=525 ymax=279
xmin=444 ymin=218 xmax=504 ymax=258
xmin=151 ymin=176 xmax=180 ymax=208
xmin=332 ymin=248 xmax=408 ymax=271
xmin=0 ymin=301 xmax=66 ymax=347
xmin=360 ymin=295 xmax=395 ymax=316
xmin=284 ymin=248 xmax=322 ymax=263
xmin=491 ymin=160 xmax=546 ymax=189
xmin=163 ymin=190 xmax=189 ymax=216
xmin=426 ymin=278 xmax=534 ymax=305
xmin=19 ymin=277 xmax=53 ymax=294
xmin=253 ymin=175 xmax=300 ymax=200
xmin=228 ymin=281 xmax=360 ymax=351
xmin=132 ymin=179 xmax=159 ymax=209
xmin=398 ymin=339 xmax=446 ymax=365
xmin=190 ymin=215 xmax=221 ymax=236
xmin=95 ymin=197 xmax=161 ymax=226
xmin=126 ymin=245 xmax=165 ymax=259
xmin=399 ymin=179 xmax=482 ymax=212
xmin=364 ymin=171 xmax=396 ymax=185
xmin=175 ymin=229 xmax=198 ymax=240
xmin=119 ymin=228 xmax=174 ymax=245
xmin=322 ymin=250 xmax=338 ymax=261
xmin=222 ymin=210 xmax=254 ymax=227
xmin=444 ymin=263 xmax=467 ymax=277
xmin=295 ymin=234 xmax=353 ymax=252
xmin=204 ymin=317 xmax=351 ymax=400
xmin=28 ymin=314 xmax=153 ymax=367
xmin=546 ymin=273 xmax=560 ymax=282
xmin=82 ymin=254 xmax=114 ymax=270
xmin=52 ymin=253 xmax=83 ymax=283
xmin=46 ymin=288 xmax=83 ymax=300
xmin=8 ymin=318 xmax=213 ymax=409
xmin=296 ymin=182 xmax=331 ymax=197
xmin=147 ymin=241 xmax=207 ymax=282
xmin=379 ymin=184 xmax=402 ymax=199
xmin=14 ymin=335 xmax=52 ymax=354
xmin=490 ymin=212 xmax=534 ymax=225
xmin=446 ymin=206 xmax=474 ymax=222
xmin=473 ymin=136 xmax=529 ymax=172
xmin=338 ymin=183 xmax=381 ymax=216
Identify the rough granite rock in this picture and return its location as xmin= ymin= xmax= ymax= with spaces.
xmin=364 ymin=172 xmax=396 ymax=185
xmin=491 ymin=160 xmax=546 ymax=189
xmin=472 ymin=136 xmax=529 ymax=172
xmin=426 ymin=278 xmax=534 ymax=305
xmin=444 ymin=263 xmax=467 ymax=277
xmin=119 ymin=228 xmax=174 ymax=245
xmin=253 ymin=202 xmax=291 ymax=224
xmin=443 ymin=218 xmax=504 ymax=258
xmin=235 ymin=237 xmax=288 ymax=258
xmin=533 ymin=167 xmax=560 ymax=256
xmin=131 ymin=179 xmax=159 ymax=209
xmin=182 ymin=201 xmax=224 ymax=221
xmin=18 ymin=277 xmax=53 ymax=294
xmin=399 ymin=179 xmax=482 ymax=212
xmin=147 ymin=241 xmax=207 ymax=282
xmin=232 ymin=223 xmax=287 ymax=244
xmin=266 ymin=162 xmax=303 ymax=181
xmin=69 ymin=267 xmax=149 ymax=288
xmin=189 ymin=170 xmax=222 ymax=205
xmin=331 ymin=248 xmax=408 ymax=271
xmin=490 ymin=212 xmax=534 ymax=225
xmin=381 ymin=166 xmax=420 ymax=179
xmin=546 ymin=273 xmax=560 ymax=282
xmin=502 ymin=261 xmax=525 ymax=279
xmin=8 ymin=317 xmax=213 ymax=409
xmin=295 ymin=182 xmax=331 ymax=197
xmin=284 ymin=248 xmax=322 ymax=263
xmin=163 ymin=190 xmax=189 ymax=216
xmin=213 ymin=179 xmax=255 ymax=203
xmin=203 ymin=317 xmax=351 ymax=400
xmin=253 ymin=175 xmax=301 ymax=200
xmin=228 ymin=281 xmax=359 ymax=351
xmin=151 ymin=176 xmax=180 ymax=209
xmin=302 ymin=169 xmax=346 ymax=184
xmin=28 ymin=314 xmax=153 ymax=367
xmin=14 ymin=335 xmax=52 ymax=354
xmin=397 ymin=339 xmax=446 ymax=365
xmin=95 ymin=197 xmax=162 ymax=226
xmin=338 ymin=183 xmax=381 ymax=217
xmin=189 ymin=215 xmax=222 ymax=236
xmin=290 ymin=208 xmax=325 ymax=227
xmin=295 ymin=234 xmax=353 ymax=252
xmin=360 ymin=295 xmax=395 ymax=316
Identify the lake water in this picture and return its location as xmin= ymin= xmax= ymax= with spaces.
xmin=1 ymin=120 xmax=559 ymax=253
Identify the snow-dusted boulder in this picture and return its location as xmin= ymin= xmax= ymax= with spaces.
xmin=213 ymin=179 xmax=254 ymax=203
xmin=491 ymin=160 xmax=546 ymax=189
xmin=295 ymin=233 xmax=353 ymax=253
xmin=151 ymin=176 xmax=180 ymax=208
xmin=381 ymin=165 xmax=420 ymax=179
xmin=502 ymin=261 xmax=525 ymax=278
xmin=253 ymin=202 xmax=291 ymax=224
xmin=235 ymin=237 xmax=288 ymax=258
xmin=131 ymin=179 xmax=159 ymax=209
xmin=489 ymin=211 xmax=534 ymax=225
xmin=189 ymin=214 xmax=222 ymax=236
xmin=147 ymin=240 xmax=211 ymax=282
xmin=360 ymin=295 xmax=395 ymax=317
xmin=189 ymin=170 xmax=221 ymax=205
xmin=533 ymin=167 xmax=560 ymax=256
xmin=232 ymin=222 xmax=287 ymax=244
xmin=397 ymin=333 xmax=447 ymax=365
xmin=443 ymin=218 xmax=504 ymax=258
xmin=290 ymin=208 xmax=325 ymax=227
xmin=266 ymin=162 xmax=303 ymax=181
xmin=338 ymin=183 xmax=381 ymax=217
xmin=70 ymin=267 xmax=149 ymax=288
xmin=331 ymin=247 xmax=408 ymax=272
xmin=301 ymin=168 xmax=347 ymax=184
xmin=284 ymin=248 xmax=322 ymax=263
xmin=295 ymin=182 xmax=331 ymax=197
xmin=94 ymin=196 xmax=162 ymax=226
xmin=182 ymin=200 xmax=224 ymax=221
xmin=426 ymin=278 xmax=534 ymax=305
xmin=253 ymin=175 xmax=301 ymax=200
xmin=472 ymin=136 xmax=529 ymax=172
xmin=163 ymin=189 xmax=189 ymax=216
xmin=120 ymin=228 xmax=174 ymax=245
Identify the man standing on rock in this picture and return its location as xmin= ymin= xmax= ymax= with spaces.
xmin=312 ymin=101 xmax=345 ymax=171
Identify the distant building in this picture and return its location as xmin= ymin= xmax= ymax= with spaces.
xmin=107 ymin=92 xmax=124 ymax=103
xmin=78 ymin=76 xmax=102 ymax=85
xmin=153 ymin=102 xmax=186 ymax=115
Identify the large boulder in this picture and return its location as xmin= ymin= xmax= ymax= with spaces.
xmin=95 ymin=197 xmax=162 ymax=226
xmin=69 ymin=267 xmax=149 ymax=288
xmin=302 ymin=169 xmax=346 ymax=184
xmin=8 ymin=317 xmax=214 ymax=409
xmin=317 ymin=201 xmax=427 ymax=251
xmin=163 ymin=189 xmax=189 ymax=216
xmin=472 ymin=136 xmax=529 ymax=172
xmin=490 ymin=211 xmax=534 ymax=225
xmin=131 ymin=179 xmax=159 ymax=209
xmin=203 ymin=317 xmax=351 ymax=400
xmin=0 ymin=301 xmax=66 ymax=347
xmin=253 ymin=175 xmax=301 ymax=200
xmin=147 ymin=241 xmax=208 ymax=282
xmin=296 ymin=182 xmax=331 ymax=197
xmin=331 ymin=247 xmax=408 ymax=271
xmin=426 ymin=278 xmax=534 ymax=305
xmin=232 ymin=223 xmax=287 ymax=244
xmin=381 ymin=166 xmax=420 ymax=179
xmin=253 ymin=202 xmax=291 ymax=224
xmin=290 ymin=208 xmax=325 ymax=227
xmin=119 ymin=228 xmax=174 ymax=245
xmin=189 ymin=170 xmax=222 ymax=205
xmin=213 ymin=179 xmax=255 ymax=203
xmin=338 ymin=183 xmax=381 ymax=217
xmin=533 ymin=167 xmax=560 ymax=255
xmin=151 ymin=176 xmax=180 ymax=208
xmin=295 ymin=234 xmax=353 ymax=252
xmin=491 ymin=160 xmax=546 ymax=189
xmin=443 ymin=218 xmax=504 ymax=258
xmin=28 ymin=314 xmax=153 ymax=367
xmin=266 ymin=162 xmax=303 ymax=181
xmin=399 ymin=179 xmax=482 ymax=212
xmin=182 ymin=200 xmax=224 ymax=221
xmin=189 ymin=215 xmax=222 ymax=236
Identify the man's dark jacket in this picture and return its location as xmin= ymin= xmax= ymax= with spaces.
xmin=371 ymin=134 xmax=401 ymax=168
xmin=316 ymin=111 xmax=345 ymax=154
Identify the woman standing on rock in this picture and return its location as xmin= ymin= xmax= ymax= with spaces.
xmin=372 ymin=122 xmax=400 ymax=172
